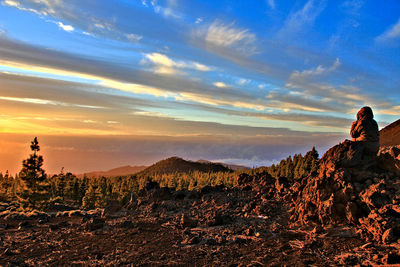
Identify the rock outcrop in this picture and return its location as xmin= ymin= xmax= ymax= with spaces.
xmin=380 ymin=119 xmax=400 ymax=146
xmin=291 ymin=139 xmax=400 ymax=244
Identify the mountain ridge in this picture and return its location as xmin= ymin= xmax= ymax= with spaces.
xmin=80 ymin=165 xmax=147 ymax=178
xmin=196 ymin=159 xmax=249 ymax=171
xmin=137 ymin=156 xmax=232 ymax=177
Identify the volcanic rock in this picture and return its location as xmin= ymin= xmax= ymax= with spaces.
xmin=180 ymin=213 xmax=197 ymax=228
xmin=84 ymin=217 xmax=105 ymax=231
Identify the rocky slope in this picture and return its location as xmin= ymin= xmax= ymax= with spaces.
xmin=380 ymin=119 xmax=400 ymax=146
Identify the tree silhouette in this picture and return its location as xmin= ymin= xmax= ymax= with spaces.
xmin=17 ymin=137 xmax=51 ymax=210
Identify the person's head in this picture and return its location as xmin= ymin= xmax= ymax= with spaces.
xmin=357 ymin=106 xmax=374 ymax=120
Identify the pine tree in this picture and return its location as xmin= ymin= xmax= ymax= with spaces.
xmin=17 ymin=137 xmax=51 ymax=210
xmin=55 ymin=167 xmax=67 ymax=198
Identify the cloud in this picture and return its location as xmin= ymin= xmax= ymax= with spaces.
xmin=1 ymin=33 xmax=395 ymax=132
xmin=288 ymin=58 xmax=340 ymax=80
xmin=125 ymin=33 xmax=143 ymax=42
xmin=0 ymin=37 xmax=249 ymax=104
xmin=2 ymin=0 xmax=180 ymax=47
xmin=237 ymin=78 xmax=250 ymax=86
xmin=266 ymin=91 xmax=340 ymax=113
xmin=143 ymin=52 xmax=212 ymax=75
xmin=143 ymin=0 xmax=182 ymax=20
xmin=278 ymin=0 xmax=327 ymax=38
xmin=267 ymin=0 xmax=275 ymax=9
xmin=0 ymin=72 xmax=167 ymax=113
xmin=213 ymin=82 xmax=227 ymax=88
xmin=179 ymin=92 xmax=266 ymax=111
xmin=2 ymin=0 xmax=64 ymax=16
xmin=341 ymin=0 xmax=364 ymax=16
xmin=0 ymin=44 xmax=265 ymax=115
xmin=378 ymin=105 xmax=400 ymax=116
xmin=2 ymin=0 xmax=18 ymax=7
xmin=376 ymin=17 xmax=400 ymax=43
xmin=197 ymin=20 xmax=257 ymax=55
xmin=0 ymin=26 xmax=6 ymax=36
xmin=0 ymin=132 xmax=344 ymax=174
xmin=56 ymin=22 xmax=74 ymax=32
xmin=181 ymin=101 xmax=354 ymax=129
xmin=0 ymin=37 xmax=368 ymax=121
xmin=0 ymin=95 xmax=103 ymax=109
xmin=284 ymin=59 xmax=397 ymax=114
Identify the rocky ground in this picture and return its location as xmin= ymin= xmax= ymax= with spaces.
xmin=1 ymin=145 xmax=400 ymax=266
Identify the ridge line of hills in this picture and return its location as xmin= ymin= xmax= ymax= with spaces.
xmin=79 ymin=157 xmax=248 ymax=178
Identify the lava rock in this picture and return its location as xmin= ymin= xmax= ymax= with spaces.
xmin=84 ymin=217 xmax=105 ymax=231
xmin=180 ymin=213 xmax=197 ymax=228
xmin=382 ymin=228 xmax=397 ymax=244
xmin=18 ymin=221 xmax=32 ymax=229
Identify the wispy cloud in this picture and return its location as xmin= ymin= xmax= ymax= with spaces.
xmin=2 ymin=0 xmax=64 ymax=16
xmin=278 ymin=0 xmax=327 ymax=38
xmin=142 ymin=52 xmax=212 ymax=75
xmin=142 ymin=0 xmax=182 ymax=20
xmin=288 ymin=58 xmax=340 ymax=80
xmin=0 ymin=96 xmax=103 ymax=109
xmin=237 ymin=78 xmax=250 ymax=86
xmin=376 ymin=17 xmax=400 ymax=43
xmin=197 ymin=20 xmax=257 ymax=55
xmin=125 ymin=33 xmax=143 ymax=42
xmin=284 ymin=59 xmax=398 ymax=115
xmin=341 ymin=0 xmax=363 ymax=17
xmin=2 ymin=0 xmax=148 ymax=45
xmin=267 ymin=0 xmax=275 ymax=10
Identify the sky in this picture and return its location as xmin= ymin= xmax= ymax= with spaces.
xmin=0 ymin=0 xmax=399 ymax=174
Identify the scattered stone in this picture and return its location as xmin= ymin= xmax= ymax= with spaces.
xmin=243 ymin=228 xmax=254 ymax=236
xmin=382 ymin=228 xmax=397 ymax=244
xmin=38 ymin=217 xmax=49 ymax=224
xmin=118 ymin=220 xmax=135 ymax=228
xmin=3 ymin=248 xmax=15 ymax=256
xmin=383 ymin=252 xmax=400 ymax=265
xmin=181 ymin=236 xmax=200 ymax=245
xmin=68 ymin=210 xmax=86 ymax=217
xmin=84 ymin=217 xmax=105 ymax=231
xmin=180 ymin=214 xmax=197 ymax=228
xmin=18 ymin=221 xmax=32 ymax=230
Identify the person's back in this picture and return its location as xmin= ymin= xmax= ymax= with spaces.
xmin=350 ymin=106 xmax=379 ymax=154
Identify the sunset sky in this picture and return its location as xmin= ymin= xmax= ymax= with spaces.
xmin=0 ymin=0 xmax=399 ymax=174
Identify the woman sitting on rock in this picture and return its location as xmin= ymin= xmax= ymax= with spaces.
xmin=350 ymin=106 xmax=380 ymax=155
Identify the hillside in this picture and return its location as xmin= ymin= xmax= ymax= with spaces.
xmin=380 ymin=119 xmax=400 ymax=146
xmin=81 ymin=165 xmax=147 ymax=178
xmin=196 ymin=159 xmax=249 ymax=171
xmin=137 ymin=157 xmax=231 ymax=177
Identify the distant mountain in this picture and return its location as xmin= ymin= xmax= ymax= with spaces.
xmin=380 ymin=119 xmax=400 ymax=146
xmin=81 ymin=165 xmax=147 ymax=178
xmin=196 ymin=159 xmax=249 ymax=171
xmin=137 ymin=157 xmax=232 ymax=176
